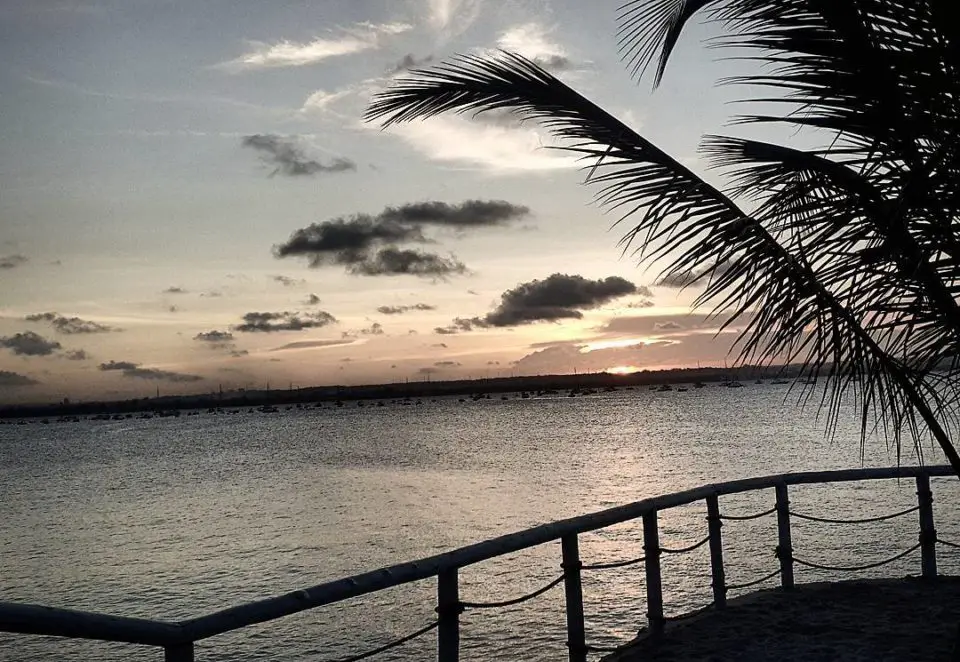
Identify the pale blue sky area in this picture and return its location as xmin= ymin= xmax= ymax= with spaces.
xmin=0 ymin=0 xmax=791 ymax=403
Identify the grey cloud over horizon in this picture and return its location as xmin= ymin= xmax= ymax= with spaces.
xmin=99 ymin=360 xmax=203 ymax=383
xmin=0 ymin=254 xmax=28 ymax=269
xmin=270 ymin=339 xmax=355 ymax=352
xmin=0 ymin=331 xmax=62 ymax=356
xmin=193 ymin=330 xmax=237 ymax=351
xmin=434 ymin=274 xmax=638 ymax=333
xmin=350 ymin=248 xmax=466 ymax=278
xmin=233 ymin=310 xmax=337 ymax=333
xmin=0 ymin=370 xmax=38 ymax=387
xmin=25 ymin=312 xmax=117 ymax=334
xmin=272 ymin=274 xmax=306 ymax=287
xmin=377 ymin=303 xmax=436 ymax=315
xmin=274 ymin=200 xmax=528 ymax=277
xmin=241 ymin=134 xmax=356 ymax=177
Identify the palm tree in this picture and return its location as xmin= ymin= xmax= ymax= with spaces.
xmin=366 ymin=0 xmax=960 ymax=473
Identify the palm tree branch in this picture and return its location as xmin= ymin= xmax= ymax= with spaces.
xmin=365 ymin=52 xmax=960 ymax=474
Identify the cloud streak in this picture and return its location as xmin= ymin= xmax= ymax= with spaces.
xmin=233 ymin=310 xmax=337 ymax=333
xmin=0 ymin=254 xmax=28 ymax=269
xmin=497 ymin=23 xmax=575 ymax=72
xmin=217 ymin=22 xmax=411 ymax=71
xmin=99 ymin=360 xmax=203 ymax=383
xmin=377 ymin=303 xmax=436 ymax=315
xmin=25 ymin=312 xmax=117 ymax=334
xmin=242 ymin=134 xmax=355 ymax=177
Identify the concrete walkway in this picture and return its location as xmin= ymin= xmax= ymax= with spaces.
xmin=604 ymin=577 xmax=960 ymax=662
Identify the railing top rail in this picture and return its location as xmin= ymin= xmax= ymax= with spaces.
xmin=0 ymin=602 xmax=182 ymax=646
xmin=0 ymin=464 xmax=953 ymax=646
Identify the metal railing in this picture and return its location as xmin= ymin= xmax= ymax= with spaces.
xmin=1 ymin=465 xmax=957 ymax=661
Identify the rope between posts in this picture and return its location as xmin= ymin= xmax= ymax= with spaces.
xmin=726 ymin=568 xmax=780 ymax=591
xmin=790 ymin=505 xmax=919 ymax=524
xmin=460 ymin=575 xmax=564 ymax=609
xmin=937 ymin=538 xmax=960 ymax=550
xmin=582 ymin=555 xmax=646 ymax=571
xmin=325 ymin=620 xmax=439 ymax=662
xmin=720 ymin=506 xmax=777 ymax=521
xmin=660 ymin=536 xmax=710 ymax=554
xmin=793 ymin=543 xmax=920 ymax=572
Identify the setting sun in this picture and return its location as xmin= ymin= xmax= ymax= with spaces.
xmin=605 ymin=365 xmax=642 ymax=375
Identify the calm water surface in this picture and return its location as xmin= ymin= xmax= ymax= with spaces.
xmin=2 ymin=385 xmax=959 ymax=661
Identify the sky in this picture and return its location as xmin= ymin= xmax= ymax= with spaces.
xmin=0 ymin=0 xmax=780 ymax=404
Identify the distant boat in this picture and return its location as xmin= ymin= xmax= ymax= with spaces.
xmin=725 ymin=381 xmax=744 ymax=388
xmin=656 ymin=384 xmax=673 ymax=392
xmin=693 ymin=381 xmax=706 ymax=389
xmin=258 ymin=405 xmax=279 ymax=413
xmin=676 ymin=387 xmax=688 ymax=392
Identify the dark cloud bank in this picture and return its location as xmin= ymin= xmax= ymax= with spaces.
xmin=233 ymin=311 xmax=337 ymax=333
xmin=434 ymin=273 xmax=637 ymax=334
xmin=0 ymin=331 xmax=62 ymax=356
xmin=274 ymin=200 xmax=530 ymax=278
xmin=241 ymin=134 xmax=356 ymax=177
xmin=377 ymin=303 xmax=436 ymax=315
xmin=25 ymin=312 xmax=116 ymax=334
xmin=99 ymin=360 xmax=203 ymax=383
xmin=0 ymin=370 xmax=38 ymax=387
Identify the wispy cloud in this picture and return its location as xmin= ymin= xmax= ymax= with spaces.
xmin=99 ymin=360 xmax=203 ymax=383
xmin=425 ymin=0 xmax=482 ymax=38
xmin=217 ymin=22 xmax=411 ymax=72
xmin=377 ymin=303 xmax=436 ymax=315
xmin=0 ymin=254 xmax=28 ymax=269
xmin=382 ymin=114 xmax=576 ymax=172
xmin=387 ymin=53 xmax=434 ymax=75
xmin=271 ymin=274 xmax=306 ymax=287
xmin=496 ymin=23 xmax=574 ymax=71
xmin=270 ymin=339 xmax=355 ymax=352
xmin=241 ymin=134 xmax=355 ymax=177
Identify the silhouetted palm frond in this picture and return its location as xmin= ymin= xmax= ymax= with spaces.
xmin=366 ymin=0 xmax=960 ymax=471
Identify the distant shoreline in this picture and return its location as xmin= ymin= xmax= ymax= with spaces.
xmin=0 ymin=363 xmax=809 ymax=420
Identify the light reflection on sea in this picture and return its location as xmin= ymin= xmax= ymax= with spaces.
xmin=1 ymin=385 xmax=958 ymax=661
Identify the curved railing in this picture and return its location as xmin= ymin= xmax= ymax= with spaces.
xmin=1 ymin=465 xmax=957 ymax=661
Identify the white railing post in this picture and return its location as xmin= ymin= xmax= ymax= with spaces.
xmin=916 ymin=474 xmax=938 ymax=579
xmin=561 ymin=534 xmax=587 ymax=662
xmin=164 ymin=643 xmax=194 ymax=662
xmin=706 ymin=495 xmax=726 ymax=608
xmin=642 ymin=510 xmax=664 ymax=638
xmin=775 ymin=483 xmax=794 ymax=589
xmin=437 ymin=568 xmax=460 ymax=662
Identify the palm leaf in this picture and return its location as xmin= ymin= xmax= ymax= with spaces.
xmin=365 ymin=52 xmax=960 ymax=473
